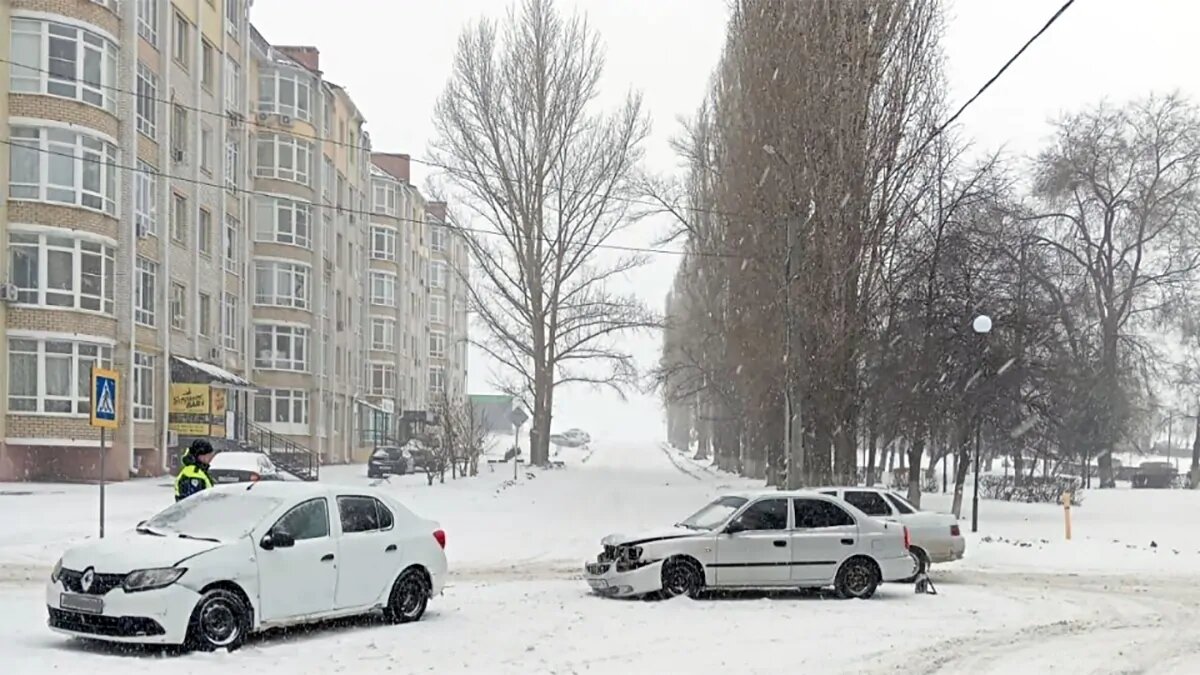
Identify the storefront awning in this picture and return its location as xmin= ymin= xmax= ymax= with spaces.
xmin=171 ymin=355 xmax=253 ymax=389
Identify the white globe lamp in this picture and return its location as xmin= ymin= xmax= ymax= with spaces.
xmin=972 ymin=315 xmax=992 ymax=335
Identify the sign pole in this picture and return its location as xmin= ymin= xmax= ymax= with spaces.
xmin=99 ymin=427 xmax=106 ymax=539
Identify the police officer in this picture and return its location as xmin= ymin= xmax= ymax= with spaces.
xmin=175 ymin=439 xmax=216 ymax=501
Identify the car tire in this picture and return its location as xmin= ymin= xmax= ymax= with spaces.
xmin=186 ymin=588 xmax=251 ymax=652
xmin=658 ymin=556 xmax=704 ymax=599
xmin=835 ymin=557 xmax=880 ymax=600
xmin=900 ymin=547 xmax=929 ymax=583
xmin=384 ymin=568 xmax=430 ymax=624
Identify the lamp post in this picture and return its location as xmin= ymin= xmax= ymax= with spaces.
xmin=971 ymin=314 xmax=992 ymax=533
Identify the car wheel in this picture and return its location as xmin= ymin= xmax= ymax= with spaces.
xmin=658 ymin=556 xmax=704 ymax=599
xmin=835 ymin=557 xmax=880 ymax=600
xmin=384 ymin=568 xmax=429 ymax=624
xmin=186 ymin=588 xmax=250 ymax=652
xmin=900 ymin=547 xmax=930 ymax=583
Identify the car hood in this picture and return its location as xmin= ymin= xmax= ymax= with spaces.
xmin=61 ymin=530 xmax=228 ymax=574
xmin=601 ymin=526 xmax=702 ymax=547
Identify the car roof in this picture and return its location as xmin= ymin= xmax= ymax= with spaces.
xmin=719 ymin=488 xmax=843 ymax=500
xmin=208 ymin=481 xmax=390 ymax=500
xmin=809 ymin=486 xmax=891 ymax=493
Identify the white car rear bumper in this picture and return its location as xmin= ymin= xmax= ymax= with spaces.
xmin=878 ymin=554 xmax=919 ymax=582
xmin=922 ymin=537 xmax=966 ymax=564
xmin=46 ymin=579 xmax=199 ymax=645
xmin=583 ymin=558 xmax=666 ymax=598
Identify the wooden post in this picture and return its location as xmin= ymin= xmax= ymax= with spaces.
xmin=1062 ymin=491 xmax=1072 ymax=540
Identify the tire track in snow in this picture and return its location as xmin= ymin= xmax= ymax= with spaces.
xmin=656 ymin=443 xmax=705 ymax=481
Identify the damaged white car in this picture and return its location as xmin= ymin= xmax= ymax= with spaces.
xmin=583 ymin=491 xmax=916 ymax=600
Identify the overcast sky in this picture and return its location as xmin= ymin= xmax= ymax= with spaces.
xmin=250 ymin=0 xmax=1199 ymax=445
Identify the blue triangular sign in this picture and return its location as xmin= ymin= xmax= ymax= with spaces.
xmin=97 ymin=382 xmax=116 ymax=416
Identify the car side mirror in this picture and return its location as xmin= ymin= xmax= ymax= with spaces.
xmin=261 ymin=531 xmax=295 ymax=550
xmin=725 ymin=520 xmax=747 ymax=535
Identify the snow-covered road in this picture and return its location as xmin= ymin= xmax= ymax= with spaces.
xmin=3 ymin=441 xmax=1199 ymax=673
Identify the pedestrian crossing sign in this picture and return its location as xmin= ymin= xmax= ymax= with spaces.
xmin=90 ymin=367 xmax=120 ymax=429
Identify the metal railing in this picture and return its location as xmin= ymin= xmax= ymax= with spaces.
xmin=235 ymin=414 xmax=320 ymax=481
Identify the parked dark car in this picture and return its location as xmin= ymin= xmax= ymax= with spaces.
xmin=1132 ymin=461 xmax=1178 ymax=489
xmin=207 ymin=451 xmax=285 ymax=484
xmin=407 ymin=445 xmax=434 ymax=471
xmin=368 ymin=446 xmax=412 ymax=478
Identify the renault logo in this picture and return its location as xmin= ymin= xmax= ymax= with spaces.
xmin=80 ymin=567 xmax=95 ymax=593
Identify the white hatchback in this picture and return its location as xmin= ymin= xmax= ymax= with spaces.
xmin=583 ymin=490 xmax=916 ymax=600
xmin=46 ymin=482 xmax=447 ymax=651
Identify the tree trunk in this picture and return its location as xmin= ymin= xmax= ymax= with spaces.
xmin=907 ymin=422 xmax=927 ymax=507
xmin=1012 ymin=452 xmax=1025 ymax=487
xmin=950 ymin=422 xmax=972 ymax=518
xmin=1190 ymin=405 xmax=1200 ymax=489
xmin=865 ymin=414 xmax=879 ymax=486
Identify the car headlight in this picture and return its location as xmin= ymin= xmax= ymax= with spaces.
xmin=50 ymin=558 xmax=62 ymax=583
xmin=122 ymin=567 xmax=186 ymax=593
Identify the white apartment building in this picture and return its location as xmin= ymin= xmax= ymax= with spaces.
xmin=0 ymin=0 xmax=468 ymax=482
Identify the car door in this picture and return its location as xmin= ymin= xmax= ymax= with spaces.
xmin=713 ymin=497 xmax=791 ymax=587
xmin=256 ymin=497 xmax=338 ymax=623
xmin=790 ymin=498 xmax=859 ymax=584
xmin=333 ymin=495 xmax=399 ymax=610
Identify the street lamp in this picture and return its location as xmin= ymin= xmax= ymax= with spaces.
xmin=971 ymin=314 xmax=992 ymax=533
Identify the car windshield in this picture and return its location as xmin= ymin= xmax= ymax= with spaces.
xmin=141 ymin=489 xmax=284 ymax=540
xmin=677 ymin=495 xmax=748 ymax=530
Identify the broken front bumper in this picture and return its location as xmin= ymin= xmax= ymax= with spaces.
xmin=582 ymin=558 xmax=666 ymax=598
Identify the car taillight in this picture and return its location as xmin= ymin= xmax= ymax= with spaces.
xmin=249 ymin=473 xmax=260 ymax=482
xmin=433 ymin=529 xmax=446 ymax=549
xmin=903 ymin=526 xmax=911 ymax=550
xmin=950 ymin=524 xmax=961 ymax=537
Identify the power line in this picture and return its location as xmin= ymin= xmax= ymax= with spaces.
xmin=0 ymin=138 xmax=748 ymax=259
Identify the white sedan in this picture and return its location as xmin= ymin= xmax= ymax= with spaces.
xmin=46 ymin=482 xmax=447 ymax=651
xmin=583 ymin=490 xmax=916 ymax=600
xmin=814 ymin=486 xmax=964 ymax=575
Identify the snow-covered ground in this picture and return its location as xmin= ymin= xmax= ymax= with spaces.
xmin=3 ymin=441 xmax=1200 ymax=673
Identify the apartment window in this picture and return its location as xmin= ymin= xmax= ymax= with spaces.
xmin=429 ymin=331 xmax=447 ymax=360
xmin=254 ymin=324 xmax=308 ymax=372
xmin=8 ymin=230 xmax=115 ymax=314
xmin=430 ymin=261 xmax=448 ymax=290
xmin=170 ymin=281 xmax=186 ymax=330
xmin=369 ymin=363 xmax=396 ymax=397
xmin=372 ymin=182 xmax=397 ymax=216
xmin=198 ymin=208 xmax=212 ymax=256
xmin=7 ymin=338 xmax=113 ymax=415
xmin=196 ymin=293 xmax=211 ymax=338
xmin=171 ymin=104 xmax=188 ymax=157
xmin=256 ymin=133 xmax=312 ymax=185
xmin=224 ymin=216 xmax=240 ymax=274
xmin=370 ymin=226 xmax=397 ymax=261
xmin=257 ymin=69 xmax=312 ymax=121
xmin=172 ymin=12 xmax=189 ymax=68
xmin=171 ymin=193 xmax=187 ymax=244
xmin=200 ymin=124 xmax=214 ymax=174
xmin=370 ymin=318 xmax=395 ymax=351
xmin=254 ymin=196 xmax=312 ymax=248
xmin=220 ymin=294 xmax=239 ymax=351
xmin=370 ymin=271 xmax=397 ymax=307
xmin=136 ymin=62 xmax=158 ymax=139
xmin=254 ymin=388 xmax=308 ymax=429
xmin=429 ymin=365 xmax=445 ymax=397
xmin=322 ymin=156 xmax=334 ymax=203
xmin=134 ymin=162 xmax=157 ymax=236
xmin=135 ymin=257 xmax=158 ymax=326
xmin=254 ymin=260 xmax=310 ymax=309
xmin=429 ymin=295 xmax=446 ymax=325
xmin=138 ymin=0 xmax=159 ymax=46
xmin=201 ymin=40 xmax=215 ymax=91
xmin=336 ymin=233 xmax=344 ymax=268
xmin=322 ymin=93 xmax=333 ymax=135
xmin=224 ymin=55 xmax=241 ymax=111
xmin=133 ymin=352 xmax=155 ymax=421
xmin=224 ymin=137 xmax=240 ymax=189
xmin=225 ymin=0 xmax=241 ymax=35
xmin=10 ymin=19 xmax=118 ymax=111
xmin=430 ymin=224 xmax=447 ymax=253
xmin=9 ymin=126 xmax=118 ymax=216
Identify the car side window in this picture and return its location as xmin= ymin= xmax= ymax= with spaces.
xmin=793 ymin=499 xmax=855 ymax=529
xmin=378 ymin=501 xmax=394 ymax=530
xmin=272 ymin=498 xmax=330 ymax=541
xmin=845 ymin=491 xmax=892 ymax=517
xmin=884 ymin=492 xmax=916 ymax=514
xmin=735 ymin=498 xmax=789 ymax=530
xmin=338 ymin=496 xmax=382 ymax=533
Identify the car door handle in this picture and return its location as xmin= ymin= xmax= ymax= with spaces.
xmin=321 ymin=554 xmax=335 ymax=562
xmin=840 ymin=538 xmax=855 ymax=545
xmin=385 ymin=544 xmax=397 ymax=553
xmin=773 ymin=540 xmax=787 ymax=547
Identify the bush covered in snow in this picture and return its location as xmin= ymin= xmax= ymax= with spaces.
xmin=887 ymin=468 xmax=938 ymax=493
xmin=979 ymin=474 xmax=1083 ymax=505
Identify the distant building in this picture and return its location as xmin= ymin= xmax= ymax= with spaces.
xmin=470 ymin=394 xmax=514 ymax=434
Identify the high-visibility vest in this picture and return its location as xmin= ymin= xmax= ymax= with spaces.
xmin=174 ymin=464 xmax=213 ymax=499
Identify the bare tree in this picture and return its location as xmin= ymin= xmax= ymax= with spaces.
xmin=431 ymin=0 xmax=657 ymax=466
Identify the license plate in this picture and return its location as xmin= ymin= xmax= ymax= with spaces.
xmin=60 ymin=593 xmax=104 ymax=614
xmin=587 ymin=578 xmax=609 ymax=589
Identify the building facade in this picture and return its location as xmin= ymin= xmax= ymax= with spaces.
xmin=0 ymin=0 xmax=468 ymax=482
